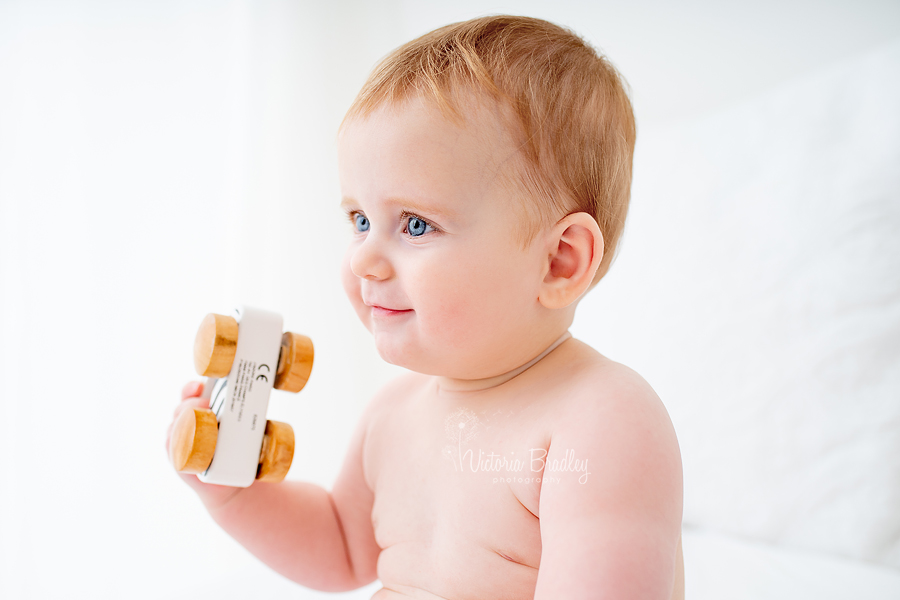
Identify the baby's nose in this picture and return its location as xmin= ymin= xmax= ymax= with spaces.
xmin=349 ymin=235 xmax=393 ymax=281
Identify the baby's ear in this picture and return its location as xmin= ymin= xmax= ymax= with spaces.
xmin=538 ymin=212 xmax=604 ymax=309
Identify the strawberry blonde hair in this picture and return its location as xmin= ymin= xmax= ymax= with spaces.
xmin=343 ymin=15 xmax=636 ymax=286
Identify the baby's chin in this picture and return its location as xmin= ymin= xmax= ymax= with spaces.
xmin=371 ymin=331 xmax=448 ymax=375
xmin=372 ymin=337 xmax=485 ymax=379
xmin=372 ymin=331 xmax=420 ymax=369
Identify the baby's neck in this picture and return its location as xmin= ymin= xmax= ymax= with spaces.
xmin=434 ymin=330 xmax=572 ymax=394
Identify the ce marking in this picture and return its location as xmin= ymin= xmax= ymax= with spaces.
xmin=256 ymin=363 xmax=271 ymax=383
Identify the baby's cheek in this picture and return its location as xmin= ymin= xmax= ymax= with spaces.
xmin=340 ymin=249 xmax=370 ymax=328
xmin=415 ymin=268 xmax=481 ymax=347
xmin=456 ymin=256 xmax=531 ymax=328
xmin=339 ymin=249 xmax=356 ymax=297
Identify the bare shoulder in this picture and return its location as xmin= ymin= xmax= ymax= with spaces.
xmin=362 ymin=369 xmax=428 ymax=421
xmin=544 ymin=337 xmax=683 ymax=512
xmin=553 ymin=338 xmax=676 ymax=438
xmin=355 ymin=369 xmax=430 ymax=479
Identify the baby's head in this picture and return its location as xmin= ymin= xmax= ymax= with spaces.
xmin=339 ymin=15 xmax=635 ymax=378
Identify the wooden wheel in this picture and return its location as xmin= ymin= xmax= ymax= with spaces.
xmin=274 ymin=332 xmax=314 ymax=393
xmin=256 ymin=420 xmax=294 ymax=482
xmin=170 ymin=407 xmax=218 ymax=474
xmin=193 ymin=313 xmax=238 ymax=378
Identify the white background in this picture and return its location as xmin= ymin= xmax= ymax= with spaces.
xmin=1 ymin=1 xmax=898 ymax=598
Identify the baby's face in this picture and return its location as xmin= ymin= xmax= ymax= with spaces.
xmin=338 ymin=97 xmax=553 ymax=379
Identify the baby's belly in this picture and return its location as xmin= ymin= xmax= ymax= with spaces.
xmin=371 ymin=539 xmax=539 ymax=600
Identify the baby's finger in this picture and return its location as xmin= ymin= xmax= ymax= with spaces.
xmin=172 ymin=393 xmax=211 ymax=419
xmin=181 ymin=380 xmax=204 ymax=400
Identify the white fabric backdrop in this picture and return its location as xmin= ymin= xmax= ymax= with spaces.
xmin=1 ymin=1 xmax=898 ymax=598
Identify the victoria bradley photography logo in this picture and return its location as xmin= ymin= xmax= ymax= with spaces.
xmin=442 ymin=408 xmax=590 ymax=484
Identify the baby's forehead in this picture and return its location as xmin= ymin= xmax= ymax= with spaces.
xmin=345 ymin=89 xmax=524 ymax=157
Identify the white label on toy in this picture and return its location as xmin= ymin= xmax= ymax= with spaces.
xmin=199 ymin=305 xmax=283 ymax=487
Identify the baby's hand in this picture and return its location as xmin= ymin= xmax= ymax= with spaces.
xmin=166 ymin=381 xmax=243 ymax=510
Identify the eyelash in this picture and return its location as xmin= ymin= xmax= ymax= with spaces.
xmin=343 ymin=209 xmax=441 ymax=237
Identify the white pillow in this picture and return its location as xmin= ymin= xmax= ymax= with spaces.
xmin=574 ymin=38 xmax=900 ymax=568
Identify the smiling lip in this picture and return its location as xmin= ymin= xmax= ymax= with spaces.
xmin=369 ymin=305 xmax=413 ymax=317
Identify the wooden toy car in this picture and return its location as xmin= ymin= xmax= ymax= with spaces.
xmin=169 ymin=306 xmax=313 ymax=487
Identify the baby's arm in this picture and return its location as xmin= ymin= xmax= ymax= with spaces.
xmin=533 ymin=368 xmax=683 ymax=599
xmin=167 ymin=381 xmax=382 ymax=591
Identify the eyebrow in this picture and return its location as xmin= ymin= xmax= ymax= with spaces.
xmin=340 ymin=196 xmax=457 ymax=220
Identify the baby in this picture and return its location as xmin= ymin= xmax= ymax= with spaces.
xmin=169 ymin=15 xmax=683 ymax=599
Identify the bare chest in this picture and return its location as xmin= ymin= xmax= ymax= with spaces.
xmin=364 ymin=384 xmax=554 ymax=598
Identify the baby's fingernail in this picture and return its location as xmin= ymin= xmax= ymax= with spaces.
xmin=186 ymin=381 xmax=202 ymax=396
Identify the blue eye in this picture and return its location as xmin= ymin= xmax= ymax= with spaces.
xmin=354 ymin=213 xmax=369 ymax=232
xmin=407 ymin=216 xmax=432 ymax=237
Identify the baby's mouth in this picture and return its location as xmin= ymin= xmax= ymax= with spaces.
xmin=370 ymin=305 xmax=413 ymax=318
